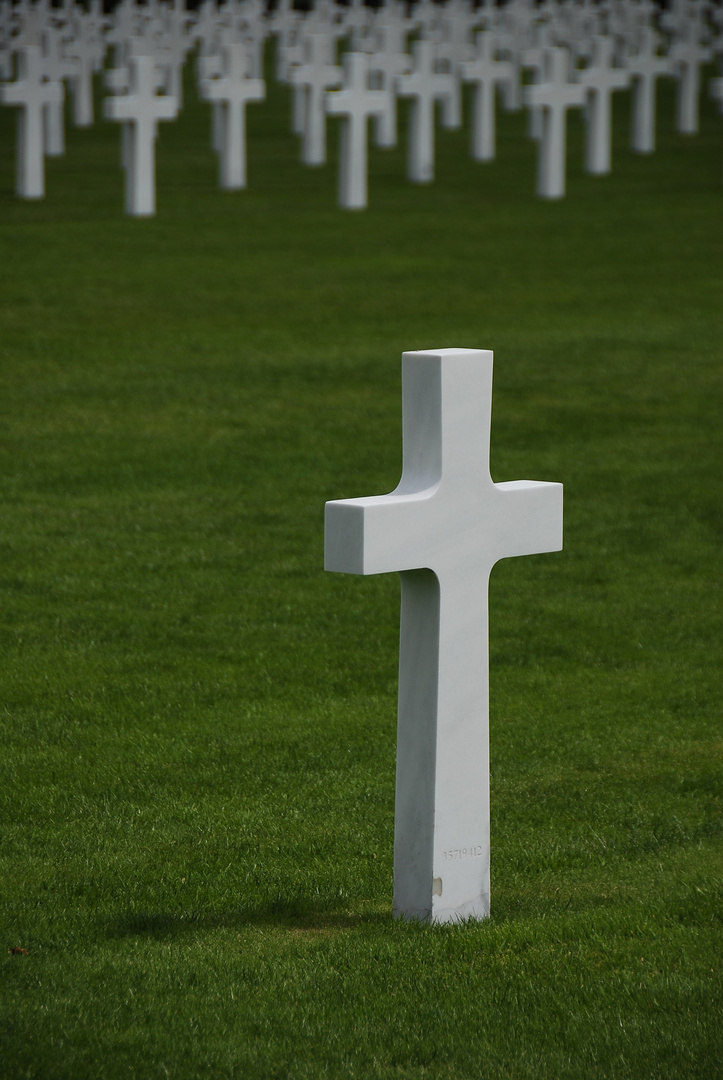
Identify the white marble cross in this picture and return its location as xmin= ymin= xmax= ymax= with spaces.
xmin=339 ymin=0 xmax=373 ymax=52
xmin=397 ymin=39 xmax=455 ymax=183
xmin=460 ymin=30 xmax=514 ymax=162
xmin=11 ymin=0 xmax=46 ymax=50
xmin=193 ymin=0 xmax=227 ymax=63
xmin=104 ymin=52 xmax=178 ymax=217
xmin=524 ymin=46 xmax=585 ymax=199
xmin=290 ymin=32 xmax=342 ymax=166
xmin=669 ymin=20 xmax=712 ymax=135
xmin=578 ymin=36 xmax=629 ymax=175
xmin=492 ymin=7 xmax=526 ymax=112
xmin=368 ymin=20 xmax=411 ymax=149
xmin=411 ymin=0 xmax=442 ymax=39
xmin=325 ymin=349 xmax=562 ymax=923
xmin=325 ymin=51 xmax=387 ymax=209
xmin=520 ymin=22 xmax=553 ymax=140
xmin=227 ymin=0 xmax=267 ymax=82
xmin=0 ymin=43 xmax=62 ymax=198
xmin=40 ymin=24 xmax=73 ymax=156
xmin=435 ymin=6 xmax=478 ymax=130
xmin=200 ymin=42 xmax=264 ymax=190
xmin=626 ymin=27 xmax=672 ymax=154
xmin=65 ymin=3 xmax=108 ymax=128
xmin=157 ymin=0 xmax=195 ymax=107
xmin=268 ymin=0 xmax=301 ymax=81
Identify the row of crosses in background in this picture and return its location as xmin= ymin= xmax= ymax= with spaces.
xmin=1 ymin=0 xmax=722 ymax=213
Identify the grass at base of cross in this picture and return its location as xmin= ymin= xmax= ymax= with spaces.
xmin=0 ymin=50 xmax=721 ymax=1079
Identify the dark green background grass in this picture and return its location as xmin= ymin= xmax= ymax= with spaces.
xmin=1 ymin=56 xmax=722 ymax=1078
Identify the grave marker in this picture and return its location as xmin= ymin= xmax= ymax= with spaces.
xmin=0 ymin=43 xmax=62 ymax=198
xmin=325 ymin=349 xmax=563 ymax=922
xmin=669 ymin=19 xmax=712 ymax=135
xmin=104 ymin=51 xmax=178 ymax=216
xmin=268 ymin=0 xmax=301 ymax=80
xmin=290 ymin=32 xmax=341 ymax=166
xmin=200 ymin=41 xmax=264 ymax=190
xmin=524 ymin=46 xmax=586 ymax=198
xmin=461 ymin=30 xmax=514 ymax=162
xmin=368 ymin=20 xmax=411 ymax=149
xmin=521 ymin=22 xmax=554 ymax=140
xmin=626 ymin=26 xmax=671 ymax=154
xmin=397 ymin=38 xmax=455 ymax=183
xmin=435 ymin=5 xmax=478 ymax=129
xmin=578 ymin=35 xmax=629 ymax=175
xmin=40 ymin=23 xmax=72 ymax=156
xmin=325 ymin=51 xmax=387 ymax=209
xmin=65 ymin=3 xmax=108 ymax=127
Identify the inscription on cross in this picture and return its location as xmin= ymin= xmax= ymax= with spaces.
xmin=325 ymin=349 xmax=563 ymax=922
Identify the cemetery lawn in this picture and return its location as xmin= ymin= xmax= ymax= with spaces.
xmin=1 ymin=59 xmax=722 ymax=1080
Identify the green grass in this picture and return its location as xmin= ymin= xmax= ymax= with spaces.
xmin=1 ymin=53 xmax=722 ymax=1079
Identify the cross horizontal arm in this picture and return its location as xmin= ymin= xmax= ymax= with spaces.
xmin=325 ymin=490 xmax=438 ymax=576
xmin=324 ymin=479 xmax=562 ymax=578
xmin=491 ymin=480 xmax=563 ymax=560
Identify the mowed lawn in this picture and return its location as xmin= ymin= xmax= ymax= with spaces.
xmin=1 ymin=52 xmax=722 ymax=1079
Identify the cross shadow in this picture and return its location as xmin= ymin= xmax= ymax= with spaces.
xmin=105 ymin=902 xmax=392 ymax=940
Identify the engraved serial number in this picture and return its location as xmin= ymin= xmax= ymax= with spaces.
xmin=443 ymin=845 xmax=484 ymax=862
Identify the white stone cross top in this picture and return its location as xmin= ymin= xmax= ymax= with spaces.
xmin=397 ymin=39 xmax=455 ymax=183
xmin=434 ymin=10 xmax=476 ymax=131
xmin=325 ymin=51 xmax=387 ymax=209
xmin=65 ymin=6 xmax=107 ymax=128
xmin=626 ymin=27 xmax=672 ymax=154
xmin=200 ymin=42 xmax=265 ymax=190
xmin=104 ymin=52 xmax=178 ymax=217
xmin=156 ymin=2 xmax=196 ymax=107
xmin=524 ymin=46 xmax=586 ymax=199
xmin=368 ymin=20 xmax=412 ymax=148
xmin=669 ymin=20 xmax=712 ymax=135
xmin=339 ymin=0 xmax=373 ymax=52
xmin=325 ymin=349 xmax=563 ymax=923
xmin=460 ymin=31 xmax=514 ymax=162
xmin=267 ymin=0 xmax=300 ymax=78
xmin=578 ymin=36 xmax=629 ymax=175
xmin=0 ymin=43 xmax=62 ymax=198
xmin=290 ymin=32 xmax=342 ymax=166
xmin=40 ymin=24 xmax=73 ymax=157
xmin=520 ymin=21 xmax=553 ymax=140
xmin=411 ymin=0 xmax=442 ymax=39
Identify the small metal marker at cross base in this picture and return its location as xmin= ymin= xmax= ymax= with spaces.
xmin=324 ymin=349 xmax=563 ymax=924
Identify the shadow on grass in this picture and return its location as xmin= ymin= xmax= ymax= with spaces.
xmin=104 ymin=890 xmax=630 ymax=941
xmin=105 ymin=902 xmax=393 ymax=941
